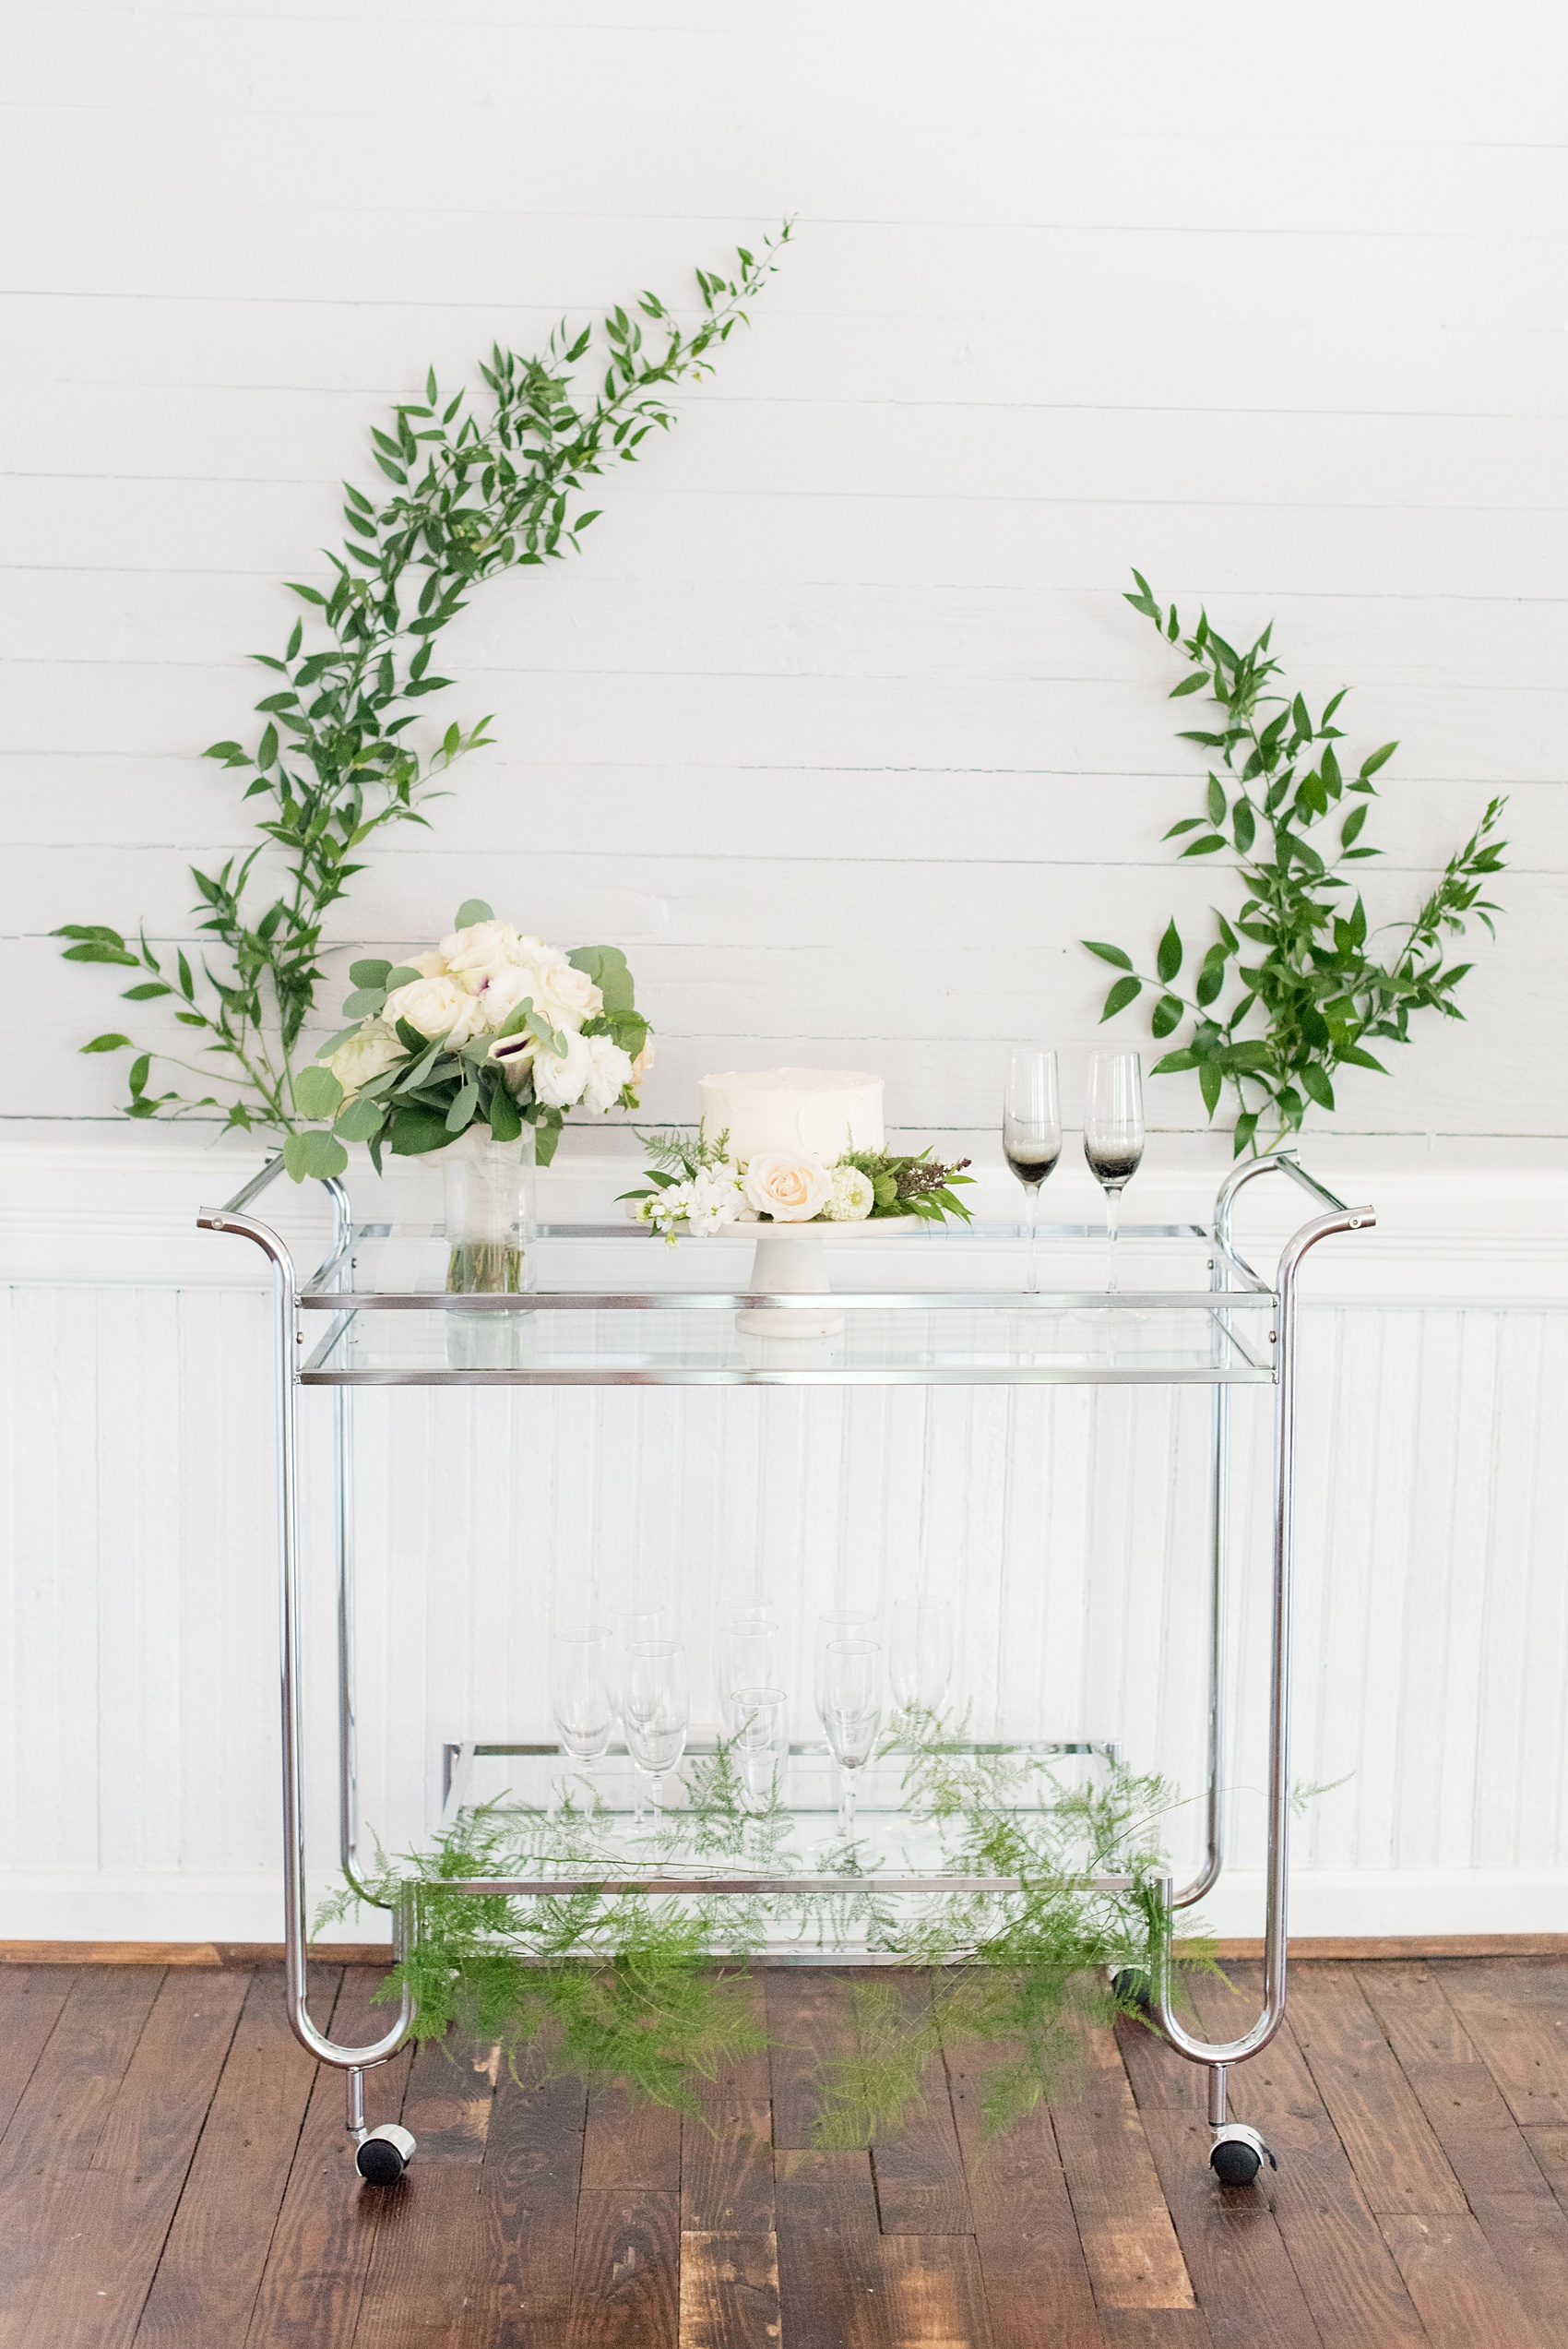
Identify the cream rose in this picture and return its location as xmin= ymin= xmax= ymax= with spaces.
xmin=742 ymin=1151 xmax=833 ymax=1222
xmin=382 ymin=972 xmax=486 ymax=1044
xmin=439 ymin=919 xmax=523 ymax=987
xmin=529 ymin=959 xmax=602 ymax=1034
xmin=630 ymin=1039 xmax=656 ymax=1083
xmin=406 ymin=948 xmax=450 ymax=979
xmin=530 ymin=1030 xmax=592 ymax=1109
xmin=580 ymin=1034 xmax=634 ymax=1115
xmin=327 ymin=1018 xmax=404 ymax=1099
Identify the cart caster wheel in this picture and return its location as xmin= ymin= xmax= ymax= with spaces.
xmin=1209 ymin=2122 xmax=1276 ymax=2188
xmin=1111 ymin=1967 xmax=1155 ymax=2018
xmin=355 ymin=2123 xmax=416 ymax=2186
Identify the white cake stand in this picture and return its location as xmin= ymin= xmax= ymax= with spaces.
xmin=729 ymin=1216 xmax=923 ymax=1338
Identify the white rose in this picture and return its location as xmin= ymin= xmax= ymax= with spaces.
xmin=327 ymin=1018 xmax=404 ymax=1099
xmin=530 ymin=960 xmax=602 ymax=1035
xmin=530 ymin=1030 xmax=592 ymax=1109
xmin=473 ymin=966 xmax=539 ymax=1032
xmin=383 ymin=972 xmax=486 ymax=1044
xmin=580 ymin=1034 xmax=634 ymax=1115
xmin=742 ymin=1151 xmax=833 ymax=1222
xmin=822 ymin=1163 xmax=874 ymax=1222
xmin=406 ymin=949 xmax=449 ymax=979
xmin=439 ymin=919 xmax=523 ymax=987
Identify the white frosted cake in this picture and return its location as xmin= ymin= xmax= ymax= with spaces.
xmin=699 ymin=1067 xmax=884 ymax=1163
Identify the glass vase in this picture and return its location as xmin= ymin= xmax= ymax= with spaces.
xmin=442 ymin=1125 xmax=538 ymax=1296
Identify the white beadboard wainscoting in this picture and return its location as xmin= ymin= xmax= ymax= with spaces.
xmin=3 ymin=1131 xmax=1566 ymax=1944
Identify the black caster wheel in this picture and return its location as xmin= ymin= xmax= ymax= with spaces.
xmin=1209 ymin=2122 xmax=1276 ymax=2188
xmin=355 ymin=2123 xmax=416 ymax=2185
xmin=1111 ymin=1967 xmax=1155 ymax=2018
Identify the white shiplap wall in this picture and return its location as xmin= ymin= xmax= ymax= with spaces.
xmin=3 ymin=0 xmax=1566 ymax=1939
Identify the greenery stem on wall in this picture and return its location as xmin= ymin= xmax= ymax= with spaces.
xmin=55 ymin=229 xmax=790 ymax=1178
xmin=1084 ymin=573 xmax=1506 ymax=1154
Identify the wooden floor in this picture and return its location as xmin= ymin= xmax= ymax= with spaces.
xmin=2 ymin=1960 xmax=1567 ymax=2345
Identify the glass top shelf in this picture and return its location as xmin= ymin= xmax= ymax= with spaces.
xmin=295 ymin=1223 xmax=1275 ymax=1386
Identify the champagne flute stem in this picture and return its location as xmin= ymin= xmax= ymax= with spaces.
xmin=1028 ymin=1183 xmax=1039 ymax=1294
xmin=839 ymin=1766 xmax=856 ymax=1839
xmin=1107 ymin=1185 xmax=1120 ymax=1293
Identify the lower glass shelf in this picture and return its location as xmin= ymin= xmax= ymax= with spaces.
xmin=399 ymin=1739 xmax=1146 ymax=1961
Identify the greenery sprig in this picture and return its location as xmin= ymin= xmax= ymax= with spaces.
xmin=1084 ymin=573 xmax=1506 ymax=1154
xmin=55 ymin=229 xmax=791 ymax=1147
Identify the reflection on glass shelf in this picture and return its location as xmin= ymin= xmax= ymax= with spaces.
xmin=302 ymin=1302 xmax=1272 ymax=1383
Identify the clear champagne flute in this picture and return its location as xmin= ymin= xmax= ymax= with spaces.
xmin=624 ymin=1639 xmax=688 ymax=1818
xmin=1004 ymin=1049 xmax=1062 ymax=1294
xmin=718 ymin=1608 xmax=778 ymax=1733
xmin=607 ymin=1604 xmax=665 ymax=1727
xmin=1084 ymin=1048 xmax=1145 ymax=1294
xmin=889 ymin=1599 xmax=954 ymax=1728
xmin=731 ymin=1685 xmax=788 ymax=1808
xmin=549 ymin=1630 xmax=614 ymax=1766
xmin=814 ymin=1610 xmax=876 ymax=1725
xmin=818 ymin=1638 xmax=882 ymax=1839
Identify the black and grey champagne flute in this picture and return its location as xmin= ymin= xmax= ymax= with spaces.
xmin=1003 ymin=1048 xmax=1062 ymax=1293
xmin=1084 ymin=1048 xmax=1145 ymax=1294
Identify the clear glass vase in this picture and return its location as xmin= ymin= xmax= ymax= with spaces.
xmin=442 ymin=1125 xmax=538 ymax=1296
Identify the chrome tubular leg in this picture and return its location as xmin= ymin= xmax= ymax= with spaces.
xmin=1151 ymin=1189 xmax=1375 ymax=2181
xmin=346 ymin=2065 xmax=367 ymax=2142
xmin=1207 ymin=2064 xmax=1228 ymax=2128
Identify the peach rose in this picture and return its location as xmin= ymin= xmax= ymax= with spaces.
xmin=742 ymin=1151 xmax=833 ymax=1222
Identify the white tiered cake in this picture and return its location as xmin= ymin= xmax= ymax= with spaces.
xmin=699 ymin=1067 xmax=884 ymax=1163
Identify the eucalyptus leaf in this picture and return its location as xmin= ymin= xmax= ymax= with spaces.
xmin=292 ymin=1064 xmax=344 ymax=1118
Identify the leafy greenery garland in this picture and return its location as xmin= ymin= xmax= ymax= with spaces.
xmin=332 ymin=1719 xmax=1211 ymax=2148
xmin=1084 ymin=574 xmax=1506 ymax=1154
xmin=55 ymin=231 xmax=791 ymax=1179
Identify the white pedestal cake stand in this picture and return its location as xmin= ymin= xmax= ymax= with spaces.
xmin=734 ymin=1217 xmax=921 ymax=1338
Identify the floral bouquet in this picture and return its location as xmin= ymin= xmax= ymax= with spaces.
xmin=622 ymin=1131 xmax=973 ymax=1244
xmin=289 ymin=898 xmax=651 ymax=1182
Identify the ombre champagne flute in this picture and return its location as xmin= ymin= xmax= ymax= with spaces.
xmin=1004 ymin=1049 xmax=1062 ymax=1294
xmin=1083 ymin=1048 xmax=1145 ymax=1294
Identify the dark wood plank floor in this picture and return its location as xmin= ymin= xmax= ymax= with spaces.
xmin=1 ymin=1958 xmax=1565 ymax=2346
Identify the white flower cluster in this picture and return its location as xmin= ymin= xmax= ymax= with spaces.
xmin=328 ymin=917 xmax=653 ymax=1115
xmin=626 ymin=1148 xmax=876 ymax=1244
xmin=627 ymin=1162 xmax=750 ymax=1244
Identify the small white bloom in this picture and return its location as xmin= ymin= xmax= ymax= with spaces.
xmin=327 ymin=1018 xmax=403 ymax=1099
xmin=382 ymin=972 xmax=486 ymax=1045
xmin=742 ymin=1151 xmax=834 ymax=1222
xmin=474 ymin=965 xmax=539 ymax=1032
xmin=530 ymin=1030 xmax=592 ymax=1109
xmin=580 ymin=1034 xmax=635 ymax=1116
xmin=822 ymin=1163 xmax=875 ymax=1222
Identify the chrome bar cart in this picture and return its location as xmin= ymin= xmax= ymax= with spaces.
xmin=198 ymin=1151 xmax=1372 ymax=2188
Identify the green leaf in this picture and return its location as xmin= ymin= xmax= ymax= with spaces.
xmin=1340 ymin=804 xmax=1368 ymax=851
xmin=350 ymin=958 xmax=393 ymax=988
xmin=1198 ymin=1060 xmax=1222 ymax=1118
xmin=568 ymin=943 xmax=635 ymax=1013
xmin=82 ymin=1029 xmax=134 ymax=1054
xmin=445 ymin=1084 xmax=480 ymax=1134
xmin=388 ymin=1106 xmax=453 ymax=1157
xmin=1180 ymin=834 xmax=1227 ymax=856
xmin=1151 ymin=1048 xmax=1197 ymax=1074
xmin=1170 ymin=673 xmax=1208 ymax=698
xmin=342 ymin=985 xmax=386 ymax=1019
xmin=1359 ymin=740 xmax=1397 ymax=781
xmin=1206 ymin=774 xmax=1226 ymax=826
xmin=1338 ymin=1044 xmax=1389 ymax=1074
xmin=1082 ymin=940 xmax=1134 ymax=972
xmin=256 ymin=723 xmax=279 ymax=769
xmin=1156 ymin=921 xmax=1182 ymax=984
xmin=1301 ymin=1064 xmax=1336 ymax=1111
xmin=1151 ymin=994 xmax=1183 ymax=1039
xmin=1099 ymin=975 xmax=1142 ymax=1021
xmin=334 ymin=1094 xmax=387 ymax=1141
xmin=127 ymin=1054 xmax=151 ymax=1098
xmin=383 ymin=965 xmax=422 ymax=991
xmin=1232 ymin=800 xmax=1255 ymax=854
xmin=488 ymin=1085 xmax=523 ymax=1142
xmin=283 ymin=1127 xmax=350 ymax=1182
xmin=454 ymin=898 xmax=493 ymax=927
xmin=121 ymin=981 xmax=172 ymax=1000
xmin=292 ymin=1064 xmax=344 ymax=1118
